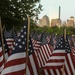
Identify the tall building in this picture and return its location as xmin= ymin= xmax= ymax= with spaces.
xmin=39 ymin=15 xmax=50 ymax=27
xmin=38 ymin=15 xmax=75 ymax=28
xmin=70 ymin=16 xmax=74 ymax=21
xmin=67 ymin=16 xmax=74 ymax=26
xmin=51 ymin=18 xmax=61 ymax=27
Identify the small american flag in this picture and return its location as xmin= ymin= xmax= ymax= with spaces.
xmin=3 ymin=30 xmax=14 ymax=53
xmin=1 ymin=20 xmax=40 ymax=75
xmin=31 ymin=32 xmax=41 ymax=50
xmin=44 ymin=35 xmax=66 ymax=69
xmin=63 ymin=37 xmax=75 ymax=75
xmin=3 ymin=32 xmax=10 ymax=60
xmin=0 ymin=37 xmax=5 ymax=73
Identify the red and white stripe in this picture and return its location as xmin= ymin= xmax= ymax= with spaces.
xmin=0 ymin=47 xmax=4 ymax=73
xmin=1 ymin=51 xmax=40 ymax=75
xmin=44 ymin=49 xmax=66 ymax=69
xmin=46 ymin=37 xmax=50 ymax=43
xmin=31 ymin=38 xmax=37 ymax=46
xmin=1 ymin=52 xmax=26 ymax=75
xmin=41 ymin=69 xmax=62 ymax=75
xmin=31 ymin=38 xmax=41 ymax=50
xmin=6 ymin=38 xmax=14 ymax=53
xmin=34 ymin=43 xmax=60 ymax=75
xmin=64 ymin=52 xmax=75 ymax=75
xmin=35 ymin=44 xmax=53 ymax=68
xmin=26 ymin=52 xmax=40 ymax=75
xmin=71 ymin=46 xmax=75 ymax=63
xmin=34 ymin=43 xmax=63 ymax=75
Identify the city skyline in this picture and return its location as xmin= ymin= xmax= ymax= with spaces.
xmin=38 ymin=0 xmax=75 ymax=21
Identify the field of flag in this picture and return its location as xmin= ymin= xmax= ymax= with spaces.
xmin=0 ymin=18 xmax=75 ymax=75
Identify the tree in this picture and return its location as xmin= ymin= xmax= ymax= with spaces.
xmin=0 ymin=0 xmax=42 ymax=30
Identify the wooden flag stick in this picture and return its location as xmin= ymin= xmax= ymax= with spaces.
xmin=64 ymin=29 xmax=66 ymax=40
xmin=62 ymin=29 xmax=66 ymax=75
xmin=25 ymin=16 xmax=30 ymax=75
xmin=0 ymin=17 xmax=6 ymax=63
xmin=12 ymin=26 xmax=15 ymax=45
xmin=62 ymin=65 xmax=64 ymax=75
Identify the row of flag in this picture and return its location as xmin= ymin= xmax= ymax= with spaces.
xmin=0 ymin=19 xmax=75 ymax=75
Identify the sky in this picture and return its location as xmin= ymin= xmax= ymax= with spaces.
xmin=38 ymin=0 xmax=75 ymax=22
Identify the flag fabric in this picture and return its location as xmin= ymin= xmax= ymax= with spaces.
xmin=46 ymin=36 xmax=51 ymax=43
xmin=34 ymin=34 xmax=63 ymax=75
xmin=53 ymin=36 xmax=57 ymax=49
xmin=44 ymin=35 xmax=75 ymax=75
xmin=0 ymin=36 xmax=5 ymax=73
xmin=0 ymin=29 xmax=10 ymax=73
xmin=49 ymin=35 xmax=54 ymax=52
xmin=3 ymin=30 xmax=14 ymax=53
xmin=62 ymin=36 xmax=75 ymax=75
xmin=71 ymin=46 xmax=75 ymax=63
xmin=34 ymin=34 xmax=55 ymax=75
xmin=31 ymin=32 xmax=41 ymax=50
xmin=12 ymin=29 xmax=18 ymax=42
xmin=3 ymin=32 xmax=10 ymax=60
xmin=38 ymin=34 xmax=41 ymax=41
xmin=1 ymin=20 xmax=39 ymax=75
xmin=63 ymin=52 xmax=75 ymax=75
xmin=44 ymin=35 xmax=66 ymax=69
xmin=35 ymin=34 xmax=53 ymax=68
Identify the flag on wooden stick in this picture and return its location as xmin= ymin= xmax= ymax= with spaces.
xmin=1 ymin=19 xmax=40 ymax=75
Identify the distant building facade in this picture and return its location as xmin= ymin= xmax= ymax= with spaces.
xmin=38 ymin=15 xmax=75 ymax=28
xmin=51 ymin=19 xmax=61 ymax=27
xmin=66 ymin=16 xmax=74 ymax=26
xmin=39 ymin=15 xmax=50 ymax=27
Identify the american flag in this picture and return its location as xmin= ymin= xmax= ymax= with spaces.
xmin=62 ymin=36 xmax=75 ymax=75
xmin=3 ymin=32 xmax=10 ymax=60
xmin=12 ymin=29 xmax=18 ymax=42
xmin=3 ymin=30 xmax=14 ymax=53
xmin=31 ymin=32 xmax=41 ymax=50
xmin=34 ymin=34 xmax=57 ymax=75
xmin=34 ymin=34 xmax=52 ymax=67
xmin=63 ymin=52 xmax=75 ymax=75
xmin=46 ymin=37 xmax=50 ymax=43
xmin=71 ymin=46 xmax=75 ymax=63
xmin=1 ymin=20 xmax=40 ymax=75
xmin=44 ymin=35 xmax=75 ymax=75
xmin=44 ymin=35 xmax=66 ymax=69
xmin=0 ymin=30 xmax=10 ymax=73
xmin=0 ymin=37 xmax=5 ymax=73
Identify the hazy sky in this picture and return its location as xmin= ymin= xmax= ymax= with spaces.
xmin=39 ymin=0 xmax=75 ymax=21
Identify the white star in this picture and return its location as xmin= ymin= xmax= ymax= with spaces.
xmin=18 ymin=39 xmax=21 ymax=42
xmin=24 ymin=32 xmax=26 ymax=34
xmin=28 ymin=49 xmax=30 ymax=51
xmin=61 ymin=38 xmax=63 ymax=40
xmin=59 ymin=44 xmax=60 ymax=46
xmin=15 ymin=43 xmax=18 ymax=46
xmin=61 ymin=42 xmax=62 ymax=44
xmin=21 ymin=35 xmax=24 ymax=38
xmin=13 ymin=47 xmax=15 ymax=50
xmin=22 ymin=42 xmax=25 ymax=44
xmin=30 ymin=50 xmax=33 ymax=52
xmin=25 ymin=39 xmax=26 ymax=41
xmin=24 ymin=26 xmax=26 ymax=28
xmin=29 ymin=45 xmax=31 ymax=47
xmin=66 ymin=43 xmax=68 ymax=45
xmin=65 ymin=40 xmax=67 ymax=42
xmin=19 ymin=45 xmax=22 ymax=48
xmin=61 ymin=46 xmax=62 ymax=48
xmin=21 ymin=29 xmax=23 ymax=32
xmin=57 ymin=46 xmax=58 ymax=48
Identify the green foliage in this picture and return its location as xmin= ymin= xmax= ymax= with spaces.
xmin=31 ymin=25 xmax=75 ymax=35
xmin=0 ymin=0 xmax=42 ymax=30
